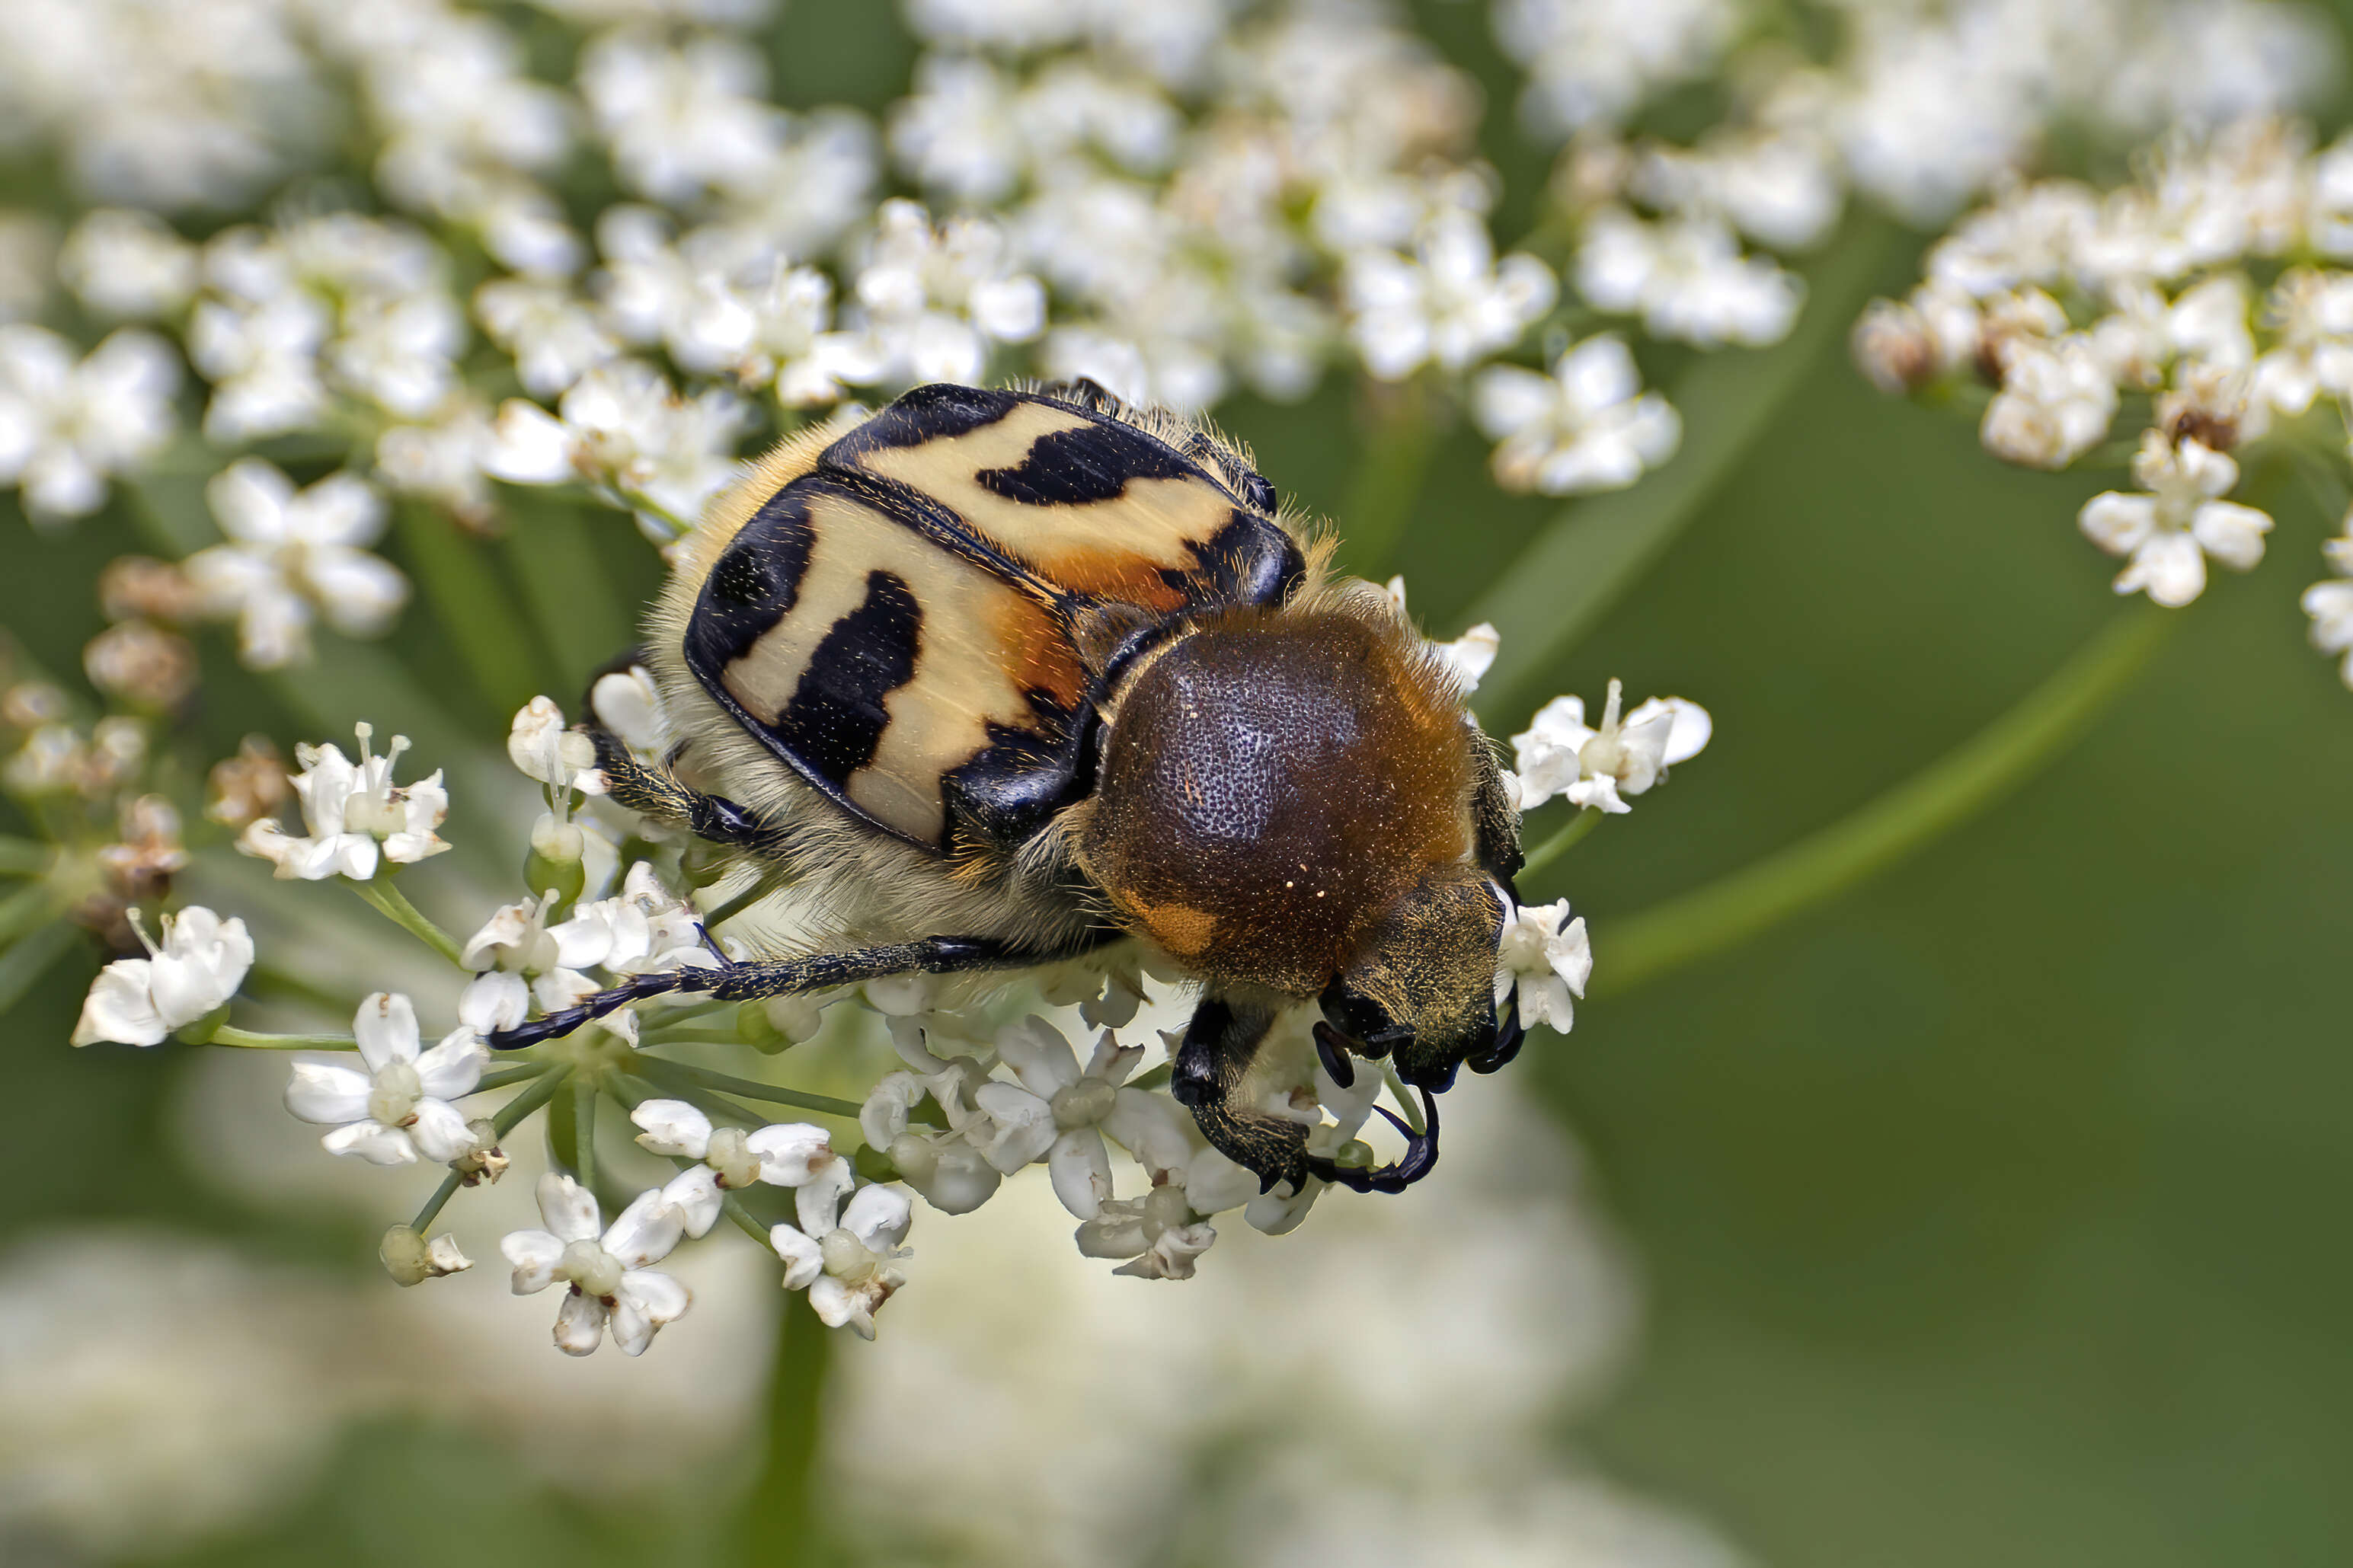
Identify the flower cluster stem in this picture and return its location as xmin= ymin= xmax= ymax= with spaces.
xmin=630 ymin=1055 xmax=863 ymax=1119
xmin=735 ymin=1289 xmax=834 ymax=1568
xmin=1518 ymin=806 xmax=1601 ymax=882
xmin=209 ymin=1026 xmax=359 ymax=1049
xmin=350 ymin=878 xmax=465 ymax=967
xmin=1595 ymin=602 xmax=2176 ymax=995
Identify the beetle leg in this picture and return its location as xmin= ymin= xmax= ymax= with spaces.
xmin=1311 ymin=1020 xmax=1357 ymax=1089
xmin=1172 ymin=996 xmax=1314 ymax=1196
xmin=587 ymin=727 xmax=785 ymax=854
xmin=485 ymin=931 xmax=1117 ymax=1051
xmin=1305 ymin=1089 xmax=1440 ymax=1195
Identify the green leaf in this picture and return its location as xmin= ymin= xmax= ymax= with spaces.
xmin=1469 ymin=215 xmax=1899 ymax=725
xmin=393 ymin=500 xmax=548 ymax=719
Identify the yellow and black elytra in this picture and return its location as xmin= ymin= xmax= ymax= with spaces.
xmin=491 ymin=380 xmax=1527 ymax=1196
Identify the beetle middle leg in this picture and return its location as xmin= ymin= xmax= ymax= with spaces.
xmin=486 ymin=933 xmax=1117 ymax=1051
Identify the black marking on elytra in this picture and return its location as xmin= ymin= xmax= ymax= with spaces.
xmin=684 ymin=483 xmax=817 ymax=682
xmin=976 ymin=419 xmax=1197 ymax=507
xmin=778 ymin=569 xmax=921 ymax=787
xmin=938 ymin=701 xmax=1091 ymax=852
xmin=820 ymin=382 xmax=1019 ymax=462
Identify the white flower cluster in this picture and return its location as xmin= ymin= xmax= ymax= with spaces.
xmin=1856 ymin=117 xmax=2353 ymax=645
xmin=1500 ymin=0 xmax=2332 ymax=225
xmin=1486 ymin=0 xmax=2333 ymax=503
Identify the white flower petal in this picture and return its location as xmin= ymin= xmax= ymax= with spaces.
xmin=321 ymin=1119 xmax=418 ymax=1165
xmin=840 ymin=1183 xmax=913 ymax=1252
xmin=406 ymin=1097 xmax=476 ymax=1162
xmin=351 ymin=991 xmax=420 ymax=1073
xmin=500 ymin=1228 xmax=564 ymax=1294
xmin=1047 ymin=1127 xmax=1114 ymax=1220
xmin=414 ymin=1030 xmax=488 ymax=1100
xmin=630 ymin=1097 xmax=715 ymax=1159
xmin=535 ymin=1170 xmax=602 ymax=1243
xmin=660 ymin=1166 xmax=724 ymax=1239
xmin=283 ymin=1057 xmax=374 ymax=1125
xmin=553 ymin=1288 xmax=607 ymax=1356
xmin=771 ymin=1222 xmax=824 ymax=1289
xmin=600 ymin=1187 xmax=685 ymax=1268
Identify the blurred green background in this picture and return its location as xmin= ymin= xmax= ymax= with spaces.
xmin=8 ymin=4 xmax=2353 ymax=1566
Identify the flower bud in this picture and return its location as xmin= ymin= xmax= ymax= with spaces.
xmin=451 ymin=1119 xmax=509 ymax=1185
xmin=380 ymin=1224 xmax=473 ymax=1286
xmin=524 ymin=810 xmax=586 ymax=910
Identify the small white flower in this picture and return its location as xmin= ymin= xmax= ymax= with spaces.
xmin=2078 ymin=430 xmax=2272 ymax=608
xmin=1342 ymin=209 xmax=1557 ymax=380
xmin=238 ymin=722 xmax=449 ymax=880
xmin=2300 ymin=531 xmax=2353 ymax=686
xmin=501 ymin=1173 xmax=692 ymax=1356
xmin=284 ymin=992 xmax=488 ymax=1167
xmin=1576 ymin=209 xmax=1801 ymax=348
xmin=485 ymin=359 xmax=745 ymax=538
xmin=2252 ymin=268 xmax=2353 ymax=417
xmin=1073 ymin=1180 xmax=1215 ymax=1282
xmin=0 ymin=324 xmax=179 ymax=524
xmin=1512 ymin=680 xmax=1712 ymax=813
xmin=59 ymin=209 xmax=199 ymax=319
xmin=860 ymin=1065 xmax=1005 ymax=1215
xmin=184 ymin=459 xmax=407 ymax=669
xmin=549 ymin=861 xmax=716 ymax=979
xmin=1495 ymin=898 xmax=1593 ymax=1034
xmin=456 ymin=893 xmax=592 ymax=1033
xmin=629 ymin=1098 xmax=852 ymax=1238
xmin=973 ymin=1017 xmax=1145 ymax=1219
xmin=1473 ymin=334 xmax=1681 ymax=496
xmin=769 ymin=1182 xmax=913 ymax=1339
xmin=1980 ymin=335 xmax=2118 ymax=470
xmin=507 ymin=695 xmax=605 ymax=795
xmin=71 ymin=907 xmax=253 ymax=1047
xmin=473 ymin=278 xmax=619 ymax=398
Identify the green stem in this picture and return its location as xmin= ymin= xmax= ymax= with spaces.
xmin=721 ymin=1193 xmax=773 ymax=1246
xmin=1338 ymin=378 xmax=1439 ymax=580
xmin=1381 ymin=1065 xmax=1427 ymax=1135
xmin=1469 ymin=216 xmax=1895 ymax=722
xmin=638 ymin=1029 xmax=762 ymax=1049
xmin=0 ymin=920 xmax=80 ymax=1017
xmin=1517 ymin=807 xmax=1601 ymax=884
xmin=474 ymin=1063 xmax=548 ymax=1093
xmin=571 ymin=1071 xmax=599 ymax=1195
xmin=697 ymin=879 xmax=772 ymax=930
xmin=734 ymin=1290 xmax=834 ymax=1566
xmin=629 ymin=1055 xmax=863 ymax=1119
xmin=494 ymin=1065 xmax=573 ymax=1136
xmin=1594 ymin=603 xmax=2176 ymax=996
xmin=0 ymin=836 xmax=53 ymax=876
xmin=351 ymin=878 xmax=465 ymax=967
xmin=209 ymin=1027 xmax=359 ymax=1050
xmin=409 ymin=1169 xmax=466 ymax=1234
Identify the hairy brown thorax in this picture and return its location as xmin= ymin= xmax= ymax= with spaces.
xmin=1079 ymin=605 xmax=1475 ymax=995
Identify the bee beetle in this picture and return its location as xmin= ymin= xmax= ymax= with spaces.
xmin=491 ymin=381 xmax=1527 ymax=1196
